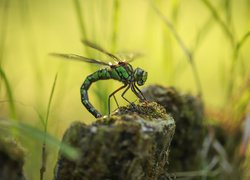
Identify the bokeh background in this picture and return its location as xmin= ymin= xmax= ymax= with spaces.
xmin=0 ymin=0 xmax=249 ymax=179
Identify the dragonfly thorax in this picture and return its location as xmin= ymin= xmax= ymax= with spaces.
xmin=134 ymin=68 xmax=148 ymax=86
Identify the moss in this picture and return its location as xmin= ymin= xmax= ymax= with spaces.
xmin=142 ymin=85 xmax=205 ymax=171
xmin=54 ymin=101 xmax=175 ymax=180
xmin=114 ymin=101 xmax=168 ymax=119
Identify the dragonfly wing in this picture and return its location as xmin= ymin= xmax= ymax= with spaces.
xmin=117 ymin=52 xmax=144 ymax=63
xmin=50 ymin=53 xmax=110 ymax=66
xmin=82 ymin=40 xmax=120 ymax=61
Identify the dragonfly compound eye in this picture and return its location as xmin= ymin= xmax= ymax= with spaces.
xmin=142 ymin=71 xmax=148 ymax=82
xmin=134 ymin=68 xmax=147 ymax=86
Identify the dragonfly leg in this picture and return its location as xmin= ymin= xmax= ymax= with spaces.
xmin=131 ymin=84 xmax=142 ymax=100
xmin=108 ymin=84 xmax=127 ymax=116
xmin=113 ymin=94 xmax=119 ymax=108
xmin=133 ymin=83 xmax=146 ymax=100
xmin=121 ymin=84 xmax=135 ymax=106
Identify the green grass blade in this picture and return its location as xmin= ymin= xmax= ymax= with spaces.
xmin=0 ymin=0 xmax=10 ymax=91
xmin=234 ymin=32 xmax=250 ymax=59
xmin=18 ymin=0 xmax=43 ymax=89
xmin=227 ymin=32 xmax=250 ymax=97
xmin=44 ymin=73 xmax=58 ymax=132
xmin=201 ymin=0 xmax=234 ymax=46
xmin=73 ymin=0 xmax=87 ymax=41
xmin=40 ymin=73 xmax=58 ymax=180
xmin=151 ymin=1 xmax=203 ymax=97
xmin=192 ymin=17 xmax=214 ymax=53
xmin=0 ymin=99 xmax=45 ymax=127
xmin=0 ymin=120 xmax=79 ymax=160
xmin=72 ymin=1 xmax=116 ymax=116
xmin=0 ymin=0 xmax=9 ymax=67
xmin=232 ymin=84 xmax=250 ymax=121
xmin=0 ymin=68 xmax=16 ymax=119
xmin=111 ymin=0 xmax=120 ymax=52
xmin=224 ymin=0 xmax=232 ymax=26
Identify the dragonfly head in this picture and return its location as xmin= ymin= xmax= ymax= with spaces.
xmin=134 ymin=68 xmax=148 ymax=86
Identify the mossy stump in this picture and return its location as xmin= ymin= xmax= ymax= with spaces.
xmin=54 ymin=102 xmax=175 ymax=180
xmin=142 ymin=85 xmax=205 ymax=171
xmin=0 ymin=137 xmax=25 ymax=180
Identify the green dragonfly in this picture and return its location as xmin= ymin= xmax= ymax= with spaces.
xmin=51 ymin=41 xmax=147 ymax=118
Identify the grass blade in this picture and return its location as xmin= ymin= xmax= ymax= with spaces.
xmin=0 ymin=0 xmax=10 ymax=91
xmin=201 ymin=0 xmax=234 ymax=46
xmin=227 ymin=32 xmax=250 ymax=97
xmin=111 ymin=0 xmax=120 ymax=52
xmin=73 ymin=0 xmax=87 ymax=40
xmin=44 ymin=73 xmax=58 ymax=132
xmin=0 ymin=0 xmax=9 ymax=67
xmin=0 ymin=120 xmax=79 ymax=160
xmin=0 ymin=68 xmax=16 ymax=119
xmin=151 ymin=1 xmax=203 ymax=97
xmin=40 ymin=73 xmax=58 ymax=180
xmin=234 ymin=32 xmax=250 ymax=59
xmin=0 ymin=99 xmax=45 ymax=127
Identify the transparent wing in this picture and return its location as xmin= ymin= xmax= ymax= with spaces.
xmin=82 ymin=40 xmax=120 ymax=61
xmin=116 ymin=52 xmax=144 ymax=63
xmin=50 ymin=53 xmax=110 ymax=66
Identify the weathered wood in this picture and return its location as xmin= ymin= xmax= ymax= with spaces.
xmin=142 ymin=85 xmax=205 ymax=172
xmin=54 ymin=102 xmax=175 ymax=180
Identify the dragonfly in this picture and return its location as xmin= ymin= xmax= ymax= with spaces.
xmin=51 ymin=40 xmax=147 ymax=118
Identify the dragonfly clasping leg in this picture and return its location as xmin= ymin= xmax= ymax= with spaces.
xmin=108 ymin=84 xmax=127 ymax=116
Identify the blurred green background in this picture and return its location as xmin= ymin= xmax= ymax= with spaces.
xmin=0 ymin=0 xmax=250 ymax=179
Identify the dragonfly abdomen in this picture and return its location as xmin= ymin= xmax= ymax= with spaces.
xmin=80 ymin=66 xmax=132 ymax=118
xmin=83 ymin=68 xmax=111 ymax=89
xmin=80 ymin=68 xmax=113 ymax=118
